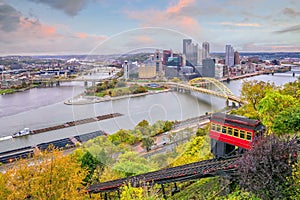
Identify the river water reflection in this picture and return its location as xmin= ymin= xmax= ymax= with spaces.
xmin=0 ymin=73 xmax=298 ymax=152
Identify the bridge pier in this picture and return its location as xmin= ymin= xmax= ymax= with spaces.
xmin=56 ymin=81 xmax=60 ymax=86
xmin=92 ymin=81 xmax=96 ymax=87
xmin=161 ymin=184 xmax=167 ymax=199
xmin=84 ymin=81 xmax=88 ymax=87
xmin=172 ymin=182 xmax=180 ymax=196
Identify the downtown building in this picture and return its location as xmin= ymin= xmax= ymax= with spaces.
xmin=201 ymin=58 xmax=215 ymax=78
xmin=183 ymin=39 xmax=201 ymax=67
xmin=202 ymin=42 xmax=210 ymax=59
xmin=122 ymin=60 xmax=129 ymax=80
xmin=225 ymin=45 xmax=234 ymax=67
xmin=234 ymin=51 xmax=240 ymax=65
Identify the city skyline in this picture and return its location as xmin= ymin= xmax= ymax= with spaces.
xmin=1 ymin=0 xmax=300 ymax=55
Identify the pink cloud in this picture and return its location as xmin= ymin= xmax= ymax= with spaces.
xmin=125 ymin=0 xmax=201 ymax=39
xmin=76 ymin=32 xmax=88 ymax=39
xmin=19 ymin=17 xmax=57 ymax=38
xmin=167 ymin=0 xmax=195 ymax=14
xmin=136 ymin=35 xmax=154 ymax=44
xmin=0 ymin=17 xmax=108 ymax=55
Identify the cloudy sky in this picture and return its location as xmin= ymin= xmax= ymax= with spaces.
xmin=0 ymin=0 xmax=300 ymax=55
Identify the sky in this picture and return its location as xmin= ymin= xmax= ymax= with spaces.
xmin=0 ymin=0 xmax=300 ymax=55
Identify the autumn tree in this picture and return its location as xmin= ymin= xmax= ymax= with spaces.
xmin=231 ymin=80 xmax=276 ymax=119
xmin=0 ymin=172 xmax=11 ymax=198
xmin=280 ymin=79 xmax=300 ymax=98
xmin=171 ymin=136 xmax=211 ymax=167
xmin=120 ymin=183 xmax=163 ymax=200
xmin=236 ymin=135 xmax=299 ymax=200
xmin=2 ymin=148 xmax=88 ymax=200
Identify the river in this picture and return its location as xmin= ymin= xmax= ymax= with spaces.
xmin=0 ymin=73 xmax=298 ymax=152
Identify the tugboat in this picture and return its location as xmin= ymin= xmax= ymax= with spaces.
xmin=12 ymin=128 xmax=31 ymax=138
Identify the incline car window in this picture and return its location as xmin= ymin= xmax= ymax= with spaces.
xmin=227 ymin=127 xmax=233 ymax=135
xmin=246 ymin=132 xmax=252 ymax=141
xmin=240 ymin=130 xmax=245 ymax=139
xmin=222 ymin=126 xmax=227 ymax=134
xmin=216 ymin=124 xmax=221 ymax=132
xmin=211 ymin=123 xmax=216 ymax=130
xmin=234 ymin=129 xmax=239 ymax=137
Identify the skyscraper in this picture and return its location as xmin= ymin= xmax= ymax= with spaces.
xmin=197 ymin=48 xmax=202 ymax=65
xmin=234 ymin=51 xmax=240 ymax=65
xmin=202 ymin=42 xmax=210 ymax=59
xmin=182 ymin=39 xmax=200 ymax=67
xmin=154 ymin=49 xmax=162 ymax=73
xmin=225 ymin=45 xmax=234 ymax=67
xmin=183 ymin=39 xmax=192 ymax=55
xmin=123 ymin=60 xmax=129 ymax=80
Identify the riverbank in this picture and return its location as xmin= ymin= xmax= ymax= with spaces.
xmin=0 ymin=85 xmax=36 ymax=95
xmin=64 ymin=89 xmax=171 ymax=105
xmin=220 ymin=71 xmax=264 ymax=82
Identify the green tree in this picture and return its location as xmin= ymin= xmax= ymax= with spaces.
xmin=196 ymin=127 xmax=206 ymax=136
xmin=108 ymin=129 xmax=139 ymax=145
xmin=136 ymin=120 xmax=149 ymax=127
xmin=141 ymin=136 xmax=154 ymax=152
xmin=135 ymin=120 xmax=152 ymax=137
xmin=82 ymin=135 xmax=124 ymax=167
xmin=280 ymin=80 xmax=300 ymax=98
xmin=163 ymin=121 xmax=174 ymax=132
xmin=80 ymin=151 xmax=100 ymax=184
xmin=272 ymin=106 xmax=300 ymax=135
xmin=112 ymin=152 xmax=157 ymax=177
xmin=258 ymin=90 xmax=298 ymax=129
xmin=216 ymin=186 xmax=260 ymax=200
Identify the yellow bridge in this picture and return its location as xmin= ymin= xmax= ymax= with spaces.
xmin=31 ymin=76 xmax=243 ymax=104
xmin=167 ymin=77 xmax=243 ymax=104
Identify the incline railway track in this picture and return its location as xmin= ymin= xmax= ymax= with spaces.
xmin=87 ymin=156 xmax=239 ymax=193
xmin=30 ymin=113 xmax=122 ymax=134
